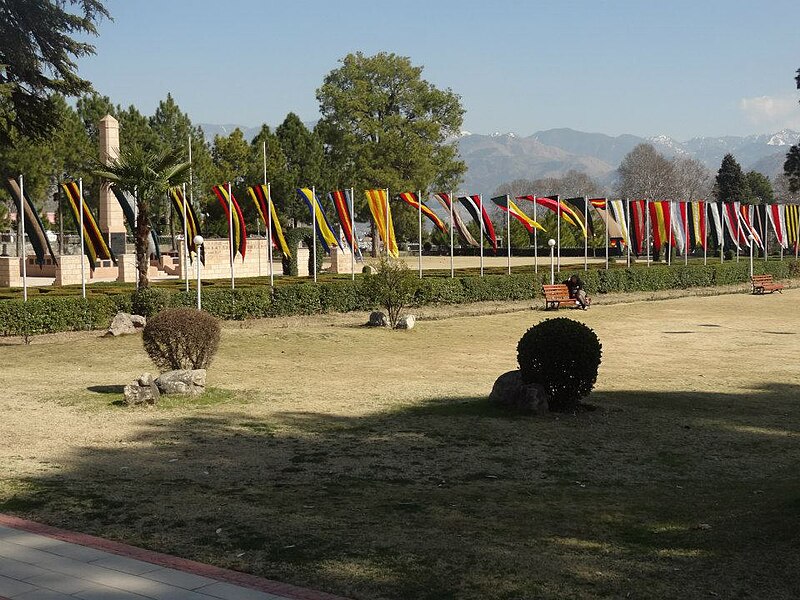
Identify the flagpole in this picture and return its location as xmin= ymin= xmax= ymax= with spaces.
xmin=604 ymin=201 xmax=609 ymax=270
xmin=533 ymin=196 xmax=538 ymax=273
xmin=449 ymin=191 xmax=454 ymax=278
xmin=19 ymin=174 xmax=27 ymax=302
xmin=625 ymin=198 xmax=631 ymax=268
xmin=350 ymin=187 xmax=355 ymax=281
xmin=79 ymin=177 xmax=86 ymax=299
xmin=506 ymin=194 xmax=511 ymax=275
xmin=763 ymin=205 xmax=768 ymax=262
xmin=646 ymin=199 xmax=651 ymax=267
xmin=385 ymin=187 xmax=390 ymax=258
xmin=703 ymin=203 xmax=708 ymax=266
xmin=795 ymin=204 xmax=799 ymax=260
xmin=312 ymin=186 xmax=317 ymax=282
xmin=418 ymin=189 xmax=423 ymax=279
xmin=556 ymin=195 xmax=561 ymax=272
xmin=720 ymin=203 xmax=724 ymax=264
xmin=668 ymin=201 xmax=673 ymax=266
xmin=182 ymin=183 xmax=189 ymax=292
xmin=684 ymin=201 xmax=688 ymax=266
xmin=479 ymin=194 xmax=484 ymax=277
xmin=267 ymin=183 xmax=274 ymax=288
xmin=583 ymin=195 xmax=588 ymax=272
xmin=227 ymin=181 xmax=235 ymax=290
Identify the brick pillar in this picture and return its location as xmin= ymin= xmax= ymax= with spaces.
xmin=98 ymin=115 xmax=127 ymax=256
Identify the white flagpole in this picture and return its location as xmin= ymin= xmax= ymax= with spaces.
xmin=79 ymin=177 xmax=86 ymax=299
xmin=350 ymin=187 xmax=355 ymax=281
xmin=703 ymin=203 xmax=708 ymax=265
xmin=449 ymin=192 xmax=454 ymax=278
xmin=763 ymin=205 xmax=769 ymax=262
xmin=646 ymin=199 xmax=651 ymax=267
xmin=684 ymin=201 xmax=688 ymax=266
xmin=312 ymin=186 xmax=317 ymax=282
xmin=134 ymin=186 xmax=139 ymax=287
xmin=227 ymin=181 xmax=235 ymax=290
xmin=668 ymin=201 xmax=673 ymax=266
xmin=583 ymin=196 xmax=588 ymax=271
xmin=182 ymin=182 xmax=189 ymax=292
xmin=533 ymin=196 xmax=538 ymax=273
xmin=264 ymin=143 xmax=274 ymax=288
xmin=385 ymin=188 xmax=390 ymax=257
xmin=720 ymin=203 xmax=724 ymax=264
xmin=604 ymin=201 xmax=609 ymax=270
xmin=188 ymin=137 xmax=195 ymax=290
xmin=267 ymin=183 xmax=274 ymax=288
xmin=556 ymin=195 xmax=561 ymax=272
xmin=418 ymin=190 xmax=423 ymax=279
xmin=479 ymin=194 xmax=484 ymax=277
xmin=19 ymin=174 xmax=27 ymax=302
xmin=506 ymin=194 xmax=511 ymax=275
xmin=625 ymin=198 xmax=631 ymax=268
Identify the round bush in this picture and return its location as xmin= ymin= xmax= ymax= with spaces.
xmin=516 ymin=317 xmax=602 ymax=412
xmin=142 ymin=308 xmax=221 ymax=372
xmin=131 ymin=287 xmax=171 ymax=317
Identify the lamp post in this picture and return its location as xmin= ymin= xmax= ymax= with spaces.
xmin=548 ymin=238 xmax=556 ymax=285
xmin=194 ymin=235 xmax=204 ymax=310
xmin=748 ymin=234 xmax=754 ymax=278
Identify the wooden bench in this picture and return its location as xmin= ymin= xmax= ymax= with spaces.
xmin=751 ymin=274 xmax=784 ymax=295
xmin=543 ymin=284 xmax=583 ymax=310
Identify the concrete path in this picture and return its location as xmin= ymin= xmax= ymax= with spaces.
xmin=0 ymin=516 xmax=347 ymax=600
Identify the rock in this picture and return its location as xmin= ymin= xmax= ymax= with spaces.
xmin=488 ymin=370 xmax=549 ymax=414
xmin=362 ymin=265 xmax=376 ymax=274
xmin=155 ymin=369 xmax=206 ymax=396
xmin=123 ymin=372 xmax=160 ymax=405
xmin=130 ymin=314 xmax=146 ymax=329
xmin=367 ymin=311 xmax=388 ymax=327
xmin=396 ymin=314 xmax=416 ymax=329
xmin=105 ymin=312 xmax=138 ymax=337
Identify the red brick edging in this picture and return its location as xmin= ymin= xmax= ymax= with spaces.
xmin=0 ymin=514 xmax=350 ymax=600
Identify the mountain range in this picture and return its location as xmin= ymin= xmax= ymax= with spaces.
xmin=198 ymin=122 xmax=799 ymax=195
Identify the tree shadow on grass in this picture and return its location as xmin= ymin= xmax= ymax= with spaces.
xmin=2 ymin=383 xmax=800 ymax=600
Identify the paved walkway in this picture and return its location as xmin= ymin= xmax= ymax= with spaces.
xmin=0 ymin=515 xmax=347 ymax=600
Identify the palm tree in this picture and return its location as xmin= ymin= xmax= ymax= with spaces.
xmin=94 ymin=145 xmax=190 ymax=288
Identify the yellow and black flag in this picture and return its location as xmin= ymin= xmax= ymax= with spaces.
xmin=61 ymin=181 xmax=115 ymax=270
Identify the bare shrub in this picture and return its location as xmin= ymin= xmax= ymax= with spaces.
xmin=142 ymin=308 xmax=220 ymax=372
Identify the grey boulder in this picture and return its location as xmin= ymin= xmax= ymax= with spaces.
xmin=155 ymin=369 xmax=206 ymax=396
xmin=488 ymin=370 xmax=549 ymax=414
xmin=123 ymin=372 xmax=160 ymax=406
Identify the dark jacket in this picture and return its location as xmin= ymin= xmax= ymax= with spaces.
xmin=563 ymin=277 xmax=584 ymax=299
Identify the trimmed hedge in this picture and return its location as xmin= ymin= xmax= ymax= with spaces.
xmin=1 ymin=260 xmax=797 ymax=336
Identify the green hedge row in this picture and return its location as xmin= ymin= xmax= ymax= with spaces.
xmin=1 ymin=260 xmax=797 ymax=336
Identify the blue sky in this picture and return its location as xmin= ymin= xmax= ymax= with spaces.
xmin=76 ymin=0 xmax=800 ymax=140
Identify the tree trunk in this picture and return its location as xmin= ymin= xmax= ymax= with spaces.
xmin=371 ymin=220 xmax=378 ymax=258
xmin=136 ymin=199 xmax=150 ymax=289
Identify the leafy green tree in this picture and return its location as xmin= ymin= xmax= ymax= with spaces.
xmin=76 ymin=92 xmax=115 ymax=141
xmin=714 ymin=154 xmax=748 ymax=203
xmin=0 ymin=0 xmax=109 ymax=145
xmin=93 ymin=146 xmax=189 ymax=288
xmin=316 ymin=52 xmax=466 ymax=242
xmin=744 ymin=171 xmax=773 ymax=204
xmin=248 ymin=124 xmax=290 ymax=230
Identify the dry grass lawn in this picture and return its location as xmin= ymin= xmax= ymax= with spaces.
xmin=1 ymin=288 xmax=799 ymax=599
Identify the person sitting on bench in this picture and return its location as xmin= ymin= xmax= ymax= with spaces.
xmin=563 ymin=274 xmax=590 ymax=309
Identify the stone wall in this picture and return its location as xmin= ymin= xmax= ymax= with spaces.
xmin=176 ymin=239 xmax=319 ymax=280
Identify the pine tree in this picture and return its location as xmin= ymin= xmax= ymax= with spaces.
xmin=714 ymin=154 xmax=748 ymax=203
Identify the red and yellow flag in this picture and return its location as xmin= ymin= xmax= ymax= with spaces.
xmin=211 ymin=184 xmax=247 ymax=259
xmin=365 ymin=189 xmax=399 ymax=257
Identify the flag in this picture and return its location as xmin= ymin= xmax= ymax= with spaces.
xmin=170 ymin=186 xmax=205 ymax=260
xmin=364 ymin=189 xmax=399 ymax=257
xmin=5 ymin=177 xmax=57 ymax=268
xmin=520 ymin=195 xmax=587 ymax=236
xmin=248 ymin=184 xmax=291 ymax=259
xmin=607 ymin=200 xmax=629 ymax=247
xmin=297 ymin=187 xmax=340 ymax=253
xmin=458 ymin=195 xmax=498 ymax=253
xmin=671 ymin=202 xmax=688 ymax=254
xmin=738 ymin=204 xmax=763 ymax=250
xmin=491 ymin=195 xmax=545 ymax=233
xmin=329 ymin=190 xmax=358 ymax=255
xmin=767 ymin=204 xmax=788 ymax=249
xmin=110 ymin=187 xmax=161 ymax=259
xmin=211 ymin=184 xmax=247 ymax=258
xmin=434 ymin=192 xmax=478 ymax=247
xmin=397 ymin=192 xmax=448 ymax=234
xmin=61 ymin=181 xmax=115 ymax=270
xmin=686 ymin=201 xmax=706 ymax=250
xmin=648 ymin=201 xmax=673 ymax=250
xmin=707 ymin=202 xmax=724 ymax=249
xmin=721 ymin=202 xmax=748 ymax=249
xmin=564 ymin=196 xmax=593 ymax=238
xmin=629 ymin=200 xmax=647 ymax=255
xmin=786 ymin=204 xmax=800 ymax=251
